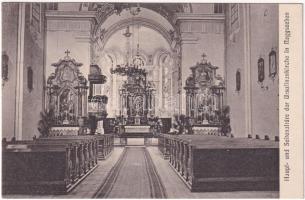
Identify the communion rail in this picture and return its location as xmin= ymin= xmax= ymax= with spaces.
xmin=157 ymin=134 xmax=279 ymax=192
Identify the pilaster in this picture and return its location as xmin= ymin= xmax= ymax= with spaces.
xmin=15 ymin=3 xmax=26 ymax=140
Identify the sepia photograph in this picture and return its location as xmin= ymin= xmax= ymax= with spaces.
xmin=1 ymin=2 xmax=303 ymax=198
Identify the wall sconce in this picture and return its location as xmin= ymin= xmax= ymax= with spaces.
xmin=2 ymin=52 xmax=9 ymax=86
xmin=27 ymin=66 xmax=34 ymax=92
xmin=269 ymin=48 xmax=277 ymax=80
xmin=235 ymin=69 xmax=241 ymax=93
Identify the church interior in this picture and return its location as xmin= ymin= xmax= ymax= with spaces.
xmin=2 ymin=2 xmax=279 ymax=198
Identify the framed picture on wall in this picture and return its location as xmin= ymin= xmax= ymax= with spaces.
xmin=269 ymin=48 xmax=277 ymax=79
xmin=258 ymin=57 xmax=265 ymax=83
xmin=27 ymin=66 xmax=33 ymax=92
xmin=2 ymin=52 xmax=9 ymax=85
xmin=236 ymin=69 xmax=241 ymax=92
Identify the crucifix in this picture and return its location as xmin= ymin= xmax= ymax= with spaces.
xmin=201 ymin=53 xmax=207 ymax=64
xmin=64 ymin=49 xmax=71 ymax=57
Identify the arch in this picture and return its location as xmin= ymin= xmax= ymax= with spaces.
xmin=153 ymin=48 xmax=172 ymax=66
xmin=91 ymin=4 xmax=180 ymax=36
xmin=98 ymin=17 xmax=173 ymax=51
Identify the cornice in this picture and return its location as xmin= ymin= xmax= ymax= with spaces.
xmin=173 ymin=13 xmax=225 ymax=23
xmin=45 ymin=11 xmax=97 ymax=21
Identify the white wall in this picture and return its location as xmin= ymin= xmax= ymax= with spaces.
xmin=249 ymin=4 xmax=279 ymax=139
xmin=2 ymin=3 xmax=19 ymax=140
xmin=225 ymin=4 xmax=279 ymax=139
xmin=179 ymin=19 xmax=225 ymax=114
xmin=2 ymin=3 xmax=46 ymax=140
xmin=46 ymin=19 xmax=91 ymax=77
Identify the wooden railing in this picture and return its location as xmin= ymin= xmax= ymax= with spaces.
xmin=2 ymin=134 xmax=114 ymax=195
xmin=158 ymin=134 xmax=279 ymax=192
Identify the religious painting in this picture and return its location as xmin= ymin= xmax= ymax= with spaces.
xmin=59 ymin=88 xmax=77 ymax=125
xmin=269 ymin=48 xmax=277 ymax=79
xmin=27 ymin=66 xmax=34 ymax=92
xmin=236 ymin=69 xmax=241 ymax=92
xmin=133 ymin=95 xmax=144 ymax=116
xmin=2 ymin=52 xmax=9 ymax=84
xmin=60 ymin=65 xmax=76 ymax=83
xmin=258 ymin=57 xmax=265 ymax=83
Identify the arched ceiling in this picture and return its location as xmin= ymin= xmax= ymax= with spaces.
xmin=88 ymin=3 xmax=192 ymax=19
xmin=56 ymin=3 xmax=216 ymax=31
xmin=95 ymin=8 xmax=174 ymax=49
xmin=88 ymin=3 xmax=189 ymax=35
xmin=103 ymin=25 xmax=170 ymax=65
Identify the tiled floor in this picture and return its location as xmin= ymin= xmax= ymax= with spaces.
xmin=147 ymin=146 xmax=279 ymax=199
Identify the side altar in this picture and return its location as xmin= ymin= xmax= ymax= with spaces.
xmin=46 ymin=52 xmax=88 ymax=136
xmin=184 ymin=54 xmax=225 ymax=135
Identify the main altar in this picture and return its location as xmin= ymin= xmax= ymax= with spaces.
xmin=109 ymin=26 xmax=156 ymax=140
xmin=111 ymin=64 xmax=155 ymax=138
xmin=117 ymin=70 xmax=155 ymax=125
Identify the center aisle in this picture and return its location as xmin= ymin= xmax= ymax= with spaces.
xmin=94 ymin=147 xmax=167 ymax=198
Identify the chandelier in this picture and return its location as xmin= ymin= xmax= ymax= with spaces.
xmin=111 ymin=20 xmax=146 ymax=77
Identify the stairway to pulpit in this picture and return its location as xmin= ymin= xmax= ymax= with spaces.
xmin=94 ymin=147 xmax=167 ymax=198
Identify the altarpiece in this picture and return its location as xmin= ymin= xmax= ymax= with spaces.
xmin=184 ymin=55 xmax=225 ymax=129
xmin=46 ymin=52 xmax=88 ymax=136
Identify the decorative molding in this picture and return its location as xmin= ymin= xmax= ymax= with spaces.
xmin=180 ymin=21 xmax=224 ymax=34
xmin=173 ymin=13 xmax=225 ymax=23
xmin=45 ymin=10 xmax=96 ymax=21
xmin=74 ymin=32 xmax=91 ymax=43
xmin=180 ymin=36 xmax=198 ymax=44
xmin=47 ymin=19 xmax=91 ymax=32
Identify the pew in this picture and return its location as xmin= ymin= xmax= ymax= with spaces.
xmin=3 ymin=142 xmax=74 ymax=194
xmin=157 ymin=134 xmax=170 ymax=159
xmin=158 ymin=134 xmax=279 ymax=192
xmin=2 ymin=134 xmax=115 ymax=195
xmin=2 ymin=135 xmax=111 ymax=195
xmin=38 ymin=135 xmax=98 ymax=170
xmin=95 ymin=134 xmax=114 ymax=160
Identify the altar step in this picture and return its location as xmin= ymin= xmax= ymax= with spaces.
xmin=114 ymin=138 xmax=158 ymax=146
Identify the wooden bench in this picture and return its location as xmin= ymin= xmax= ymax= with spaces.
xmin=159 ymin=134 xmax=279 ymax=192
xmin=2 ymin=135 xmax=101 ymax=195
xmin=38 ymin=135 xmax=98 ymax=169
xmin=3 ymin=142 xmax=74 ymax=194
xmin=95 ymin=134 xmax=114 ymax=160
xmin=157 ymin=134 xmax=170 ymax=159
